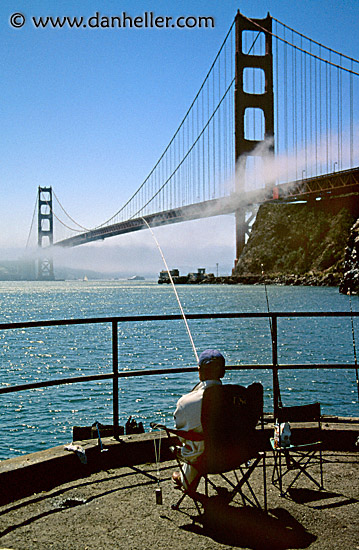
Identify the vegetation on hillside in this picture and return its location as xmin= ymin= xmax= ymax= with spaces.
xmin=234 ymin=200 xmax=356 ymax=285
xmin=339 ymin=218 xmax=359 ymax=294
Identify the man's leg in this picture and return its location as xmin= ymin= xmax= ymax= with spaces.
xmin=172 ymin=461 xmax=200 ymax=490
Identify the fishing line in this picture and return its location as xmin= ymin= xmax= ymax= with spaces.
xmin=261 ymin=264 xmax=283 ymax=410
xmin=348 ymin=290 xmax=359 ymax=403
xmin=141 ymin=217 xmax=199 ymax=363
xmin=153 ymin=430 xmax=163 ymax=504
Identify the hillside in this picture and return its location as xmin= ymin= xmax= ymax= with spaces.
xmin=339 ymin=217 xmax=359 ymax=294
xmin=233 ymin=195 xmax=358 ymax=287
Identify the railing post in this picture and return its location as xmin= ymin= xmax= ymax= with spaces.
xmin=112 ymin=320 xmax=120 ymax=439
xmin=271 ymin=314 xmax=280 ymax=419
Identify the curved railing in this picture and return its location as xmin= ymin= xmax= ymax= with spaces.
xmin=1 ymin=311 xmax=358 ymax=439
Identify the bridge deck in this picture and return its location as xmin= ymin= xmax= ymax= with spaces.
xmin=54 ymin=167 xmax=359 ymax=248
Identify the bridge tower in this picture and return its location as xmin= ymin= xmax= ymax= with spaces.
xmin=234 ymin=11 xmax=274 ymax=264
xmin=37 ymin=186 xmax=55 ymax=280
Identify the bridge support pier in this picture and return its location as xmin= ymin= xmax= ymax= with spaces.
xmin=235 ymin=206 xmax=258 ymax=264
xmin=234 ymin=11 xmax=274 ymax=267
xmin=235 ymin=210 xmax=246 ymax=263
xmin=37 ymin=186 xmax=55 ymax=281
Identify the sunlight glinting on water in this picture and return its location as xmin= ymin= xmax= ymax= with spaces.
xmin=0 ymin=280 xmax=358 ymax=460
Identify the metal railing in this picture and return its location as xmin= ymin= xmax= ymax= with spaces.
xmin=1 ymin=311 xmax=358 ymax=437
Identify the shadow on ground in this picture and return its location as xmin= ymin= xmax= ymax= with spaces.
xmin=287 ymin=487 xmax=358 ymax=509
xmin=180 ymin=496 xmax=317 ymax=550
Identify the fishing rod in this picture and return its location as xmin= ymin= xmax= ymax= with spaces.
xmin=348 ymin=289 xmax=359 ymax=403
xmin=141 ymin=217 xmax=199 ymax=363
xmin=141 ymin=217 xmax=199 ymax=506
xmin=261 ymin=264 xmax=283 ymax=414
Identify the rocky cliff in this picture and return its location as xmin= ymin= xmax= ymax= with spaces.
xmin=233 ymin=194 xmax=359 ymax=288
xmin=339 ymin=218 xmax=359 ymax=294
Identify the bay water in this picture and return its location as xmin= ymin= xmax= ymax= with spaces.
xmin=0 ymin=280 xmax=358 ymax=461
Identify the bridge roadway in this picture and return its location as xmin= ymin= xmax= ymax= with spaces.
xmin=53 ymin=196 xmax=236 ymax=248
xmin=54 ymin=167 xmax=359 ymax=248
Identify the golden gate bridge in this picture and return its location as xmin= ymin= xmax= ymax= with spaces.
xmin=26 ymin=12 xmax=359 ymax=280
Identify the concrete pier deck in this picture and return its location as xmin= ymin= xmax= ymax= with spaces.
xmin=0 ymin=452 xmax=358 ymax=550
xmin=0 ymin=420 xmax=358 ymax=549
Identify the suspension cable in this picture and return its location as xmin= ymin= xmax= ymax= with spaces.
xmin=92 ymin=19 xmax=236 ymax=229
xmin=130 ymin=78 xmax=235 ymax=219
xmin=26 ymin=196 xmax=38 ymax=249
xmin=272 ymin=16 xmax=359 ymax=65
xmin=52 ymin=190 xmax=91 ymax=232
xmin=47 ymin=14 xmax=358 ymax=245
xmin=241 ymin=14 xmax=359 ymax=76
xmin=132 ymin=24 xmax=258 ymax=218
xmin=41 ymin=195 xmax=88 ymax=234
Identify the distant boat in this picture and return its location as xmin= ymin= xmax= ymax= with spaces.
xmin=83 ymin=275 xmax=88 ymax=282
xmin=128 ymin=275 xmax=145 ymax=281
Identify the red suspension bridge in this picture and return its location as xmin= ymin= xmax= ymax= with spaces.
xmin=27 ymin=12 xmax=359 ymax=280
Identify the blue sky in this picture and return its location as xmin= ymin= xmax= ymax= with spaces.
xmin=1 ymin=0 xmax=358 ymax=276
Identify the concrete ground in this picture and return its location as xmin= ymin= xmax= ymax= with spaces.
xmin=0 ymin=451 xmax=357 ymax=550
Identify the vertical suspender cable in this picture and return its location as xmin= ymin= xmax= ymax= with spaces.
xmin=255 ymin=37 xmax=257 ymax=140
xmin=328 ymin=51 xmax=333 ymax=172
xmin=326 ymin=59 xmax=329 ymax=172
xmin=274 ymin=21 xmax=280 ymax=166
xmin=218 ymin=54 xmax=221 ymax=198
xmin=197 ymin=85 xmax=200 ymax=201
xmin=212 ymin=64 xmax=216 ymax=198
xmin=231 ymin=84 xmax=235 ymax=186
xmin=301 ymin=37 xmax=304 ymax=167
xmin=224 ymin=40 xmax=228 ymax=185
xmin=202 ymin=86 xmax=205 ymax=201
xmin=173 ymin=126 xmax=176 ymax=209
xmin=309 ymin=41 xmax=312 ymax=176
xmin=274 ymin=21 xmax=279 ymax=162
xmin=350 ymin=60 xmax=353 ymax=167
xmin=207 ymin=80 xmax=210 ymax=201
xmin=187 ymin=114 xmax=190 ymax=204
xmin=304 ymin=41 xmax=307 ymax=175
xmin=170 ymin=137 xmax=172 ymax=209
xmin=292 ymin=29 xmax=296 ymax=178
xmin=328 ymin=52 xmax=333 ymax=172
xmin=284 ymin=26 xmax=288 ymax=181
xmin=315 ymin=46 xmax=318 ymax=173
xmin=337 ymin=64 xmax=340 ymax=170
xmin=339 ymin=57 xmax=343 ymax=170
xmin=26 ymin=197 xmax=38 ymax=249
xmin=186 ymin=116 xmax=188 ymax=204
xmin=319 ymin=46 xmax=322 ymax=174
xmin=294 ymin=31 xmax=298 ymax=179
xmin=190 ymin=102 xmax=193 ymax=205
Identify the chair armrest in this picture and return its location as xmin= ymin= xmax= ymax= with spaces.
xmin=150 ymin=422 xmax=174 ymax=434
xmin=150 ymin=422 xmax=204 ymax=441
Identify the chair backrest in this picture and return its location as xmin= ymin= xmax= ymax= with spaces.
xmin=277 ymin=402 xmax=321 ymax=424
xmin=200 ymin=383 xmax=263 ymax=473
xmin=277 ymin=402 xmax=322 ymax=446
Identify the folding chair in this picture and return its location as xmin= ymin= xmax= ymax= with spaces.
xmin=152 ymin=383 xmax=267 ymax=515
xmin=271 ymin=402 xmax=324 ymax=497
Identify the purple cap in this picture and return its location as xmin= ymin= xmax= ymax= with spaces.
xmin=198 ymin=349 xmax=225 ymax=367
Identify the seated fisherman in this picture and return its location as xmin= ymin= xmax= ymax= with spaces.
xmin=172 ymin=349 xmax=225 ymax=488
